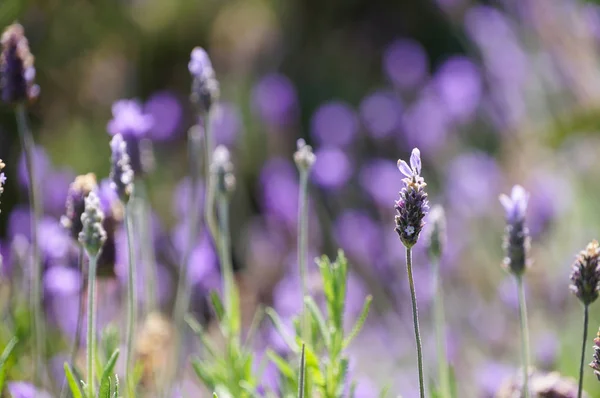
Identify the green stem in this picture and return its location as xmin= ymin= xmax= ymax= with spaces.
xmin=15 ymin=104 xmax=44 ymax=386
xmin=405 ymin=247 xmax=425 ymax=398
xmin=125 ymin=201 xmax=137 ymax=392
xmin=578 ymin=304 xmax=589 ymax=398
xmin=217 ymin=194 xmax=237 ymax=333
xmin=432 ymin=259 xmax=451 ymax=398
xmin=516 ymin=276 xmax=530 ymax=398
xmin=86 ymin=254 xmax=98 ymax=398
xmin=297 ymin=171 xmax=309 ymax=344
xmin=137 ymin=181 xmax=157 ymax=313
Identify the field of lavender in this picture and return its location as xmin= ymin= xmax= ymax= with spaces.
xmin=4 ymin=0 xmax=600 ymax=397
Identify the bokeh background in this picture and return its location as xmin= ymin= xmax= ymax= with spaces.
xmin=4 ymin=0 xmax=600 ymax=396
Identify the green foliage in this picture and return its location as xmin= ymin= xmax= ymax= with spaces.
xmin=0 ymin=337 xmax=18 ymax=392
xmin=63 ymin=347 xmax=120 ymax=398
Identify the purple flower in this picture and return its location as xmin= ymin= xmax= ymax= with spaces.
xmin=476 ymin=362 xmax=514 ymax=396
xmin=383 ymin=39 xmax=428 ymax=90
xmin=107 ymin=99 xmax=154 ymax=138
xmin=211 ymin=101 xmax=242 ymax=147
xmin=499 ymin=185 xmax=528 ymax=224
xmin=401 ymin=89 xmax=450 ymax=154
xmin=44 ymin=168 xmax=76 ymax=216
xmin=109 ymin=133 xmax=134 ymax=202
xmin=7 ymin=382 xmax=51 ymax=398
xmin=188 ymin=236 xmax=220 ymax=291
xmin=334 ymin=210 xmax=382 ymax=266
xmin=359 ymin=159 xmax=405 ymax=208
xmin=259 ymin=158 xmax=299 ymax=227
xmin=310 ymin=101 xmax=359 ymax=147
xmin=39 ymin=217 xmax=71 ymax=262
xmin=44 ymin=265 xmax=81 ymax=296
xmin=188 ymin=47 xmax=219 ymax=113
xmin=1 ymin=24 xmax=39 ymax=104
xmin=173 ymin=177 xmax=205 ymax=220
xmin=97 ymin=178 xmax=119 ymax=215
xmin=144 ymin=91 xmax=183 ymax=141
xmin=18 ymin=145 xmax=51 ymax=188
xmin=188 ymin=47 xmax=213 ymax=77
xmin=311 ymin=147 xmax=352 ymax=189
xmin=252 ymin=73 xmax=298 ymax=127
xmin=359 ymin=90 xmax=402 ymax=139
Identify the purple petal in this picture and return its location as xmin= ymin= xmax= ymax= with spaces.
xmin=499 ymin=194 xmax=512 ymax=214
xmin=397 ymin=159 xmax=412 ymax=178
xmin=410 ymin=148 xmax=422 ymax=175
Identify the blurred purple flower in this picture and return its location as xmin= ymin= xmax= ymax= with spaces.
xmin=97 ymin=178 xmax=119 ymax=215
xmin=311 ymin=147 xmax=353 ymax=189
xmin=188 ymin=47 xmax=212 ymax=77
xmin=7 ymin=382 xmax=52 ymax=398
xmin=8 ymin=205 xmax=31 ymax=240
xmin=498 ymin=276 xmax=530 ymax=311
xmin=334 ymin=210 xmax=382 ymax=266
xmin=526 ymin=173 xmax=572 ymax=237
xmin=44 ymin=265 xmax=81 ymax=296
xmin=499 ymin=185 xmax=528 ymax=224
xmin=259 ymin=158 xmax=299 ymax=227
xmin=43 ymin=168 xmax=75 ymax=215
xmin=359 ymin=159 xmax=405 ymax=208
xmin=38 ymin=216 xmax=71 ymax=263
xmin=359 ymin=90 xmax=402 ymax=139
xmin=433 ymin=56 xmax=482 ymax=124
xmin=211 ymin=101 xmax=242 ymax=146
xmin=535 ymin=331 xmax=559 ymax=369
xmin=401 ymin=89 xmax=450 ymax=154
xmin=252 ymin=73 xmax=298 ymax=127
xmin=188 ymin=236 xmax=220 ymax=291
xmin=383 ymin=39 xmax=429 ymax=90
xmin=445 ymin=152 xmax=503 ymax=217
xmin=310 ymin=101 xmax=359 ymax=147
xmin=107 ymin=99 xmax=154 ymax=138
xmin=476 ymin=362 xmax=514 ymax=396
xmin=18 ymin=145 xmax=51 ymax=188
xmin=173 ymin=177 xmax=205 ymax=220
xmin=144 ymin=91 xmax=183 ymax=141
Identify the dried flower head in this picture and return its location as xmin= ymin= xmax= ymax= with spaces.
xmin=211 ymin=145 xmax=235 ymax=197
xmin=500 ymin=185 xmax=531 ymax=276
xmin=0 ymin=159 xmax=6 ymax=212
xmin=589 ymin=328 xmax=600 ymax=381
xmin=109 ymin=134 xmax=134 ymax=203
xmin=61 ymin=173 xmax=98 ymax=241
xmin=294 ymin=138 xmax=316 ymax=172
xmin=188 ymin=47 xmax=220 ymax=114
xmin=0 ymin=23 xmax=39 ymax=104
xmin=78 ymin=191 xmax=107 ymax=257
xmin=570 ymin=240 xmax=600 ymax=306
xmin=395 ymin=148 xmax=429 ymax=248
xmin=496 ymin=368 xmax=584 ymax=398
xmin=425 ymin=205 xmax=446 ymax=260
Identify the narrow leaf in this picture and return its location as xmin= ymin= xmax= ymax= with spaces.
xmin=63 ymin=362 xmax=83 ymax=398
xmin=266 ymin=349 xmax=295 ymax=380
xmin=297 ymin=344 xmax=306 ymax=398
xmin=0 ymin=337 xmax=18 ymax=391
xmin=343 ymin=295 xmax=372 ymax=349
xmin=185 ymin=314 xmax=218 ymax=358
xmin=209 ymin=290 xmax=225 ymax=322
xmin=99 ymin=349 xmax=120 ymax=398
xmin=265 ymin=308 xmax=299 ymax=353
xmin=304 ymin=296 xmax=330 ymax=347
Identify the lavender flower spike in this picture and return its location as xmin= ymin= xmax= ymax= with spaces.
xmin=395 ymin=148 xmax=429 ymax=248
xmin=78 ymin=191 xmax=107 ymax=257
xmin=590 ymin=328 xmax=600 ymax=381
xmin=500 ymin=185 xmax=530 ymax=275
xmin=570 ymin=240 xmax=600 ymax=306
xmin=0 ymin=23 xmax=39 ymax=104
xmin=189 ymin=47 xmax=220 ymax=115
xmin=61 ymin=173 xmax=98 ymax=241
xmin=0 ymin=159 xmax=6 ymax=212
xmin=109 ymin=133 xmax=134 ymax=203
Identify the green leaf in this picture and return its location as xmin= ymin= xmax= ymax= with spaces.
xmin=378 ymin=385 xmax=391 ymax=398
xmin=0 ymin=337 xmax=18 ymax=391
xmin=265 ymin=308 xmax=299 ymax=353
xmin=112 ymin=374 xmax=120 ymax=398
xmin=101 ymin=324 xmax=120 ymax=363
xmin=186 ymin=314 xmax=218 ymax=358
xmin=342 ymin=295 xmax=372 ymax=349
xmin=266 ymin=349 xmax=295 ymax=380
xmin=63 ymin=362 xmax=83 ymax=398
xmin=304 ymin=297 xmax=330 ymax=347
xmin=210 ymin=290 xmax=225 ymax=322
xmin=243 ymin=305 xmax=265 ymax=349
xmin=213 ymin=394 xmax=218 ymax=398
xmin=99 ymin=349 xmax=120 ymax=398
xmin=334 ymin=358 xmax=350 ymax=397
xmin=297 ymin=344 xmax=306 ymax=398
xmin=192 ymin=359 xmax=216 ymax=390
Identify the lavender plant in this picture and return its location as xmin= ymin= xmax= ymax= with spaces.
xmin=570 ymin=240 xmax=600 ymax=397
xmin=499 ymin=185 xmax=531 ymax=398
xmin=1 ymin=22 xmax=43 ymax=384
xmin=395 ymin=147 xmax=429 ymax=398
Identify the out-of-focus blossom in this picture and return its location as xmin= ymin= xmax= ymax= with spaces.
xmin=107 ymin=99 xmax=154 ymax=138
xmin=110 ymin=133 xmax=134 ymax=203
xmin=526 ymin=173 xmax=572 ymax=237
xmin=211 ymin=101 xmax=242 ymax=146
xmin=476 ymin=362 xmax=514 ymax=396
xmin=173 ymin=177 xmax=205 ymax=220
xmin=44 ymin=168 xmax=76 ymax=216
xmin=39 ymin=217 xmax=71 ymax=263
xmin=383 ymin=39 xmax=428 ymax=90
xmin=433 ymin=56 xmax=482 ymax=124
xmin=310 ymin=101 xmax=359 ymax=147
xmin=1 ymin=23 xmax=39 ymax=104
xmin=445 ymin=152 xmax=503 ymax=217
xmin=188 ymin=47 xmax=219 ymax=114
xmin=311 ymin=147 xmax=352 ymax=189
xmin=259 ymin=158 xmax=299 ymax=227
xmin=359 ymin=90 xmax=402 ymax=139
xmin=252 ymin=73 xmax=298 ymax=127
xmin=187 ymin=236 xmax=220 ymax=291
xmin=7 ymin=382 xmax=51 ymax=398
xmin=401 ymin=89 xmax=450 ymax=154
xmin=44 ymin=265 xmax=81 ymax=296
xmin=334 ymin=210 xmax=382 ymax=266
xmin=144 ymin=91 xmax=183 ymax=141
xmin=359 ymin=159 xmax=405 ymax=208
xmin=18 ymin=145 xmax=50 ymax=188
xmin=498 ymin=276 xmax=530 ymax=311
xmin=535 ymin=332 xmax=559 ymax=369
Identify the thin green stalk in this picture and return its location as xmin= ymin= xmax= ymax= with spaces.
xmin=217 ymin=194 xmax=237 ymax=333
xmin=137 ymin=181 xmax=158 ymax=313
xmin=15 ymin=104 xmax=44 ymax=385
xmin=297 ymin=171 xmax=309 ymax=344
xmin=577 ymin=304 xmax=589 ymax=398
xmin=86 ymin=254 xmax=98 ymax=398
xmin=516 ymin=276 xmax=530 ymax=398
xmin=60 ymin=248 xmax=85 ymax=398
xmin=125 ymin=201 xmax=137 ymax=392
xmin=432 ymin=259 xmax=451 ymax=398
xmin=405 ymin=247 xmax=425 ymax=398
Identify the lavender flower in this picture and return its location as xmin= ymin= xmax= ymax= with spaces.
xmin=499 ymin=185 xmax=530 ymax=275
xmin=78 ymin=191 xmax=107 ymax=257
xmin=7 ymin=382 xmax=51 ymax=398
xmin=109 ymin=133 xmax=134 ymax=203
xmin=188 ymin=47 xmax=220 ymax=114
xmin=496 ymin=369 xmax=584 ymax=398
xmin=0 ymin=23 xmax=39 ymax=104
xmin=395 ymin=148 xmax=429 ymax=248
xmin=570 ymin=240 xmax=600 ymax=305
xmin=61 ymin=173 xmax=98 ymax=241
xmin=0 ymin=159 xmax=5 ymax=212
xmin=590 ymin=328 xmax=600 ymax=380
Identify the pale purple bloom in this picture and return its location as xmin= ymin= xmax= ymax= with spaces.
xmin=211 ymin=101 xmax=242 ymax=146
xmin=144 ymin=91 xmax=183 ymax=141
xmin=107 ymin=99 xmax=154 ymax=138
xmin=397 ymin=147 xmax=422 ymax=178
xmin=498 ymin=276 xmax=530 ymax=311
xmin=535 ymin=332 xmax=559 ymax=369
xmin=360 ymin=159 xmax=405 ymax=208
xmin=188 ymin=237 xmax=220 ymax=291
xmin=526 ymin=173 xmax=572 ymax=237
xmin=359 ymin=90 xmax=402 ymax=139
xmin=499 ymin=185 xmax=529 ymax=223
xmin=334 ymin=210 xmax=382 ymax=266
xmin=383 ymin=39 xmax=428 ymax=90
xmin=252 ymin=73 xmax=298 ymax=127
xmin=173 ymin=177 xmax=205 ymax=220
xmin=109 ymin=133 xmax=134 ymax=201
xmin=434 ymin=56 xmax=482 ymax=123
xmin=97 ymin=178 xmax=119 ymax=215
xmin=401 ymin=89 xmax=450 ymax=154
xmin=18 ymin=145 xmax=51 ymax=188
xmin=188 ymin=47 xmax=213 ymax=77
xmin=44 ymin=265 xmax=81 ymax=296
xmin=7 ymin=382 xmax=52 ymax=398
xmin=259 ymin=158 xmax=299 ymax=227
xmin=310 ymin=101 xmax=359 ymax=147
xmin=38 ymin=217 xmax=71 ymax=262
xmin=8 ymin=205 xmax=32 ymax=239
xmin=476 ymin=362 xmax=514 ymax=396
xmin=311 ymin=147 xmax=352 ymax=189
xmin=43 ymin=168 xmax=75 ymax=215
